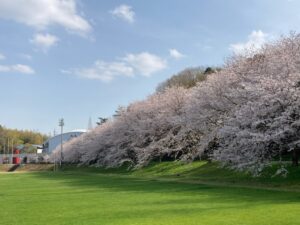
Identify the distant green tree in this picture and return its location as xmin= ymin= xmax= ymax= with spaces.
xmin=0 ymin=124 xmax=48 ymax=153
xmin=96 ymin=117 xmax=108 ymax=126
xmin=113 ymin=106 xmax=126 ymax=118
xmin=204 ymin=67 xmax=215 ymax=75
xmin=156 ymin=67 xmax=219 ymax=92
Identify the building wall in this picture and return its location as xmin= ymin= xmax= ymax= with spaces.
xmin=43 ymin=131 xmax=85 ymax=153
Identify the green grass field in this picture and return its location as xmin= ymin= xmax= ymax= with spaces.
xmin=1 ymin=161 xmax=300 ymax=225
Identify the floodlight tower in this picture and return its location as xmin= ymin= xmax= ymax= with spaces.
xmin=59 ymin=118 xmax=64 ymax=167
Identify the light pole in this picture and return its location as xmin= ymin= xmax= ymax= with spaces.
xmin=11 ymin=139 xmax=14 ymax=164
xmin=59 ymin=118 xmax=64 ymax=168
xmin=7 ymin=137 xmax=9 ymax=164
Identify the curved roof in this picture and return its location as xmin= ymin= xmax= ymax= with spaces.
xmin=45 ymin=130 xmax=86 ymax=143
xmin=71 ymin=129 xmax=88 ymax=133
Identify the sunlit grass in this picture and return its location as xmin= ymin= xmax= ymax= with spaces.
xmin=1 ymin=162 xmax=300 ymax=225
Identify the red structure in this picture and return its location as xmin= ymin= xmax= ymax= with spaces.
xmin=13 ymin=149 xmax=21 ymax=164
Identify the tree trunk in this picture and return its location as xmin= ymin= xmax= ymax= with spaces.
xmin=292 ymin=148 xmax=299 ymax=167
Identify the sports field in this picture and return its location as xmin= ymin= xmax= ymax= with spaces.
xmin=0 ymin=162 xmax=300 ymax=225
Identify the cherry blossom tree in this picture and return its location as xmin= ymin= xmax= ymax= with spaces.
xmin=52 ymin=32 xmax=300 ymax=174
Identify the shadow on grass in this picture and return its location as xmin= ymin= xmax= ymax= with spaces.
xmin=31 ymin=168 xmax=300 ymax=210
xmin=132 ymin=161 xmax=300 ymax=190
xmin=2 ymin=163 xmax=300 ymax=225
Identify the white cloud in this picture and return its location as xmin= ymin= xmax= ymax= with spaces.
xmin=30 ymin=33 xmax=59 ymax=51
xmin=0 ymin=64 xmax=35 ymax=74
xmin=123 ymin=52 xmax=167 ymax=76
xmin=60 ymin=69 xmax=71 ymax=74
xmin=0 ymin=53 xmax=6 ymax=60
xmin=0 ymin=65 xmax=9 ymax=72
xmin=229 ymin=30 xmax=269 ymax=55
xmin=74 ymin=61 xmax=134 ymax=82
xmin=68 ymin=52 xmax=167 ymax=82
xmin=169 ymin=49 xmax=185 ymax=59
xmin=12 ymin=64 xmax=35 ymax=74
xmin=19 ymin=53 xmax=32 ymax=60
xmin=111 ymin=4 xmax=135 ymax=23
xmin=0 ymin=0 xmax=92 ymax=35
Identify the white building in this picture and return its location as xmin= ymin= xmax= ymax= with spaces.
xmin=43 ymin=130 xmax=86 ymax=154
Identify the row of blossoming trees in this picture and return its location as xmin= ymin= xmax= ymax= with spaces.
xmin=53 ymin=33 xmax=300 ymax=174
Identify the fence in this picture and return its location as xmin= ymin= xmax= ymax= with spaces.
xmin=0 ymin=154 xmax=50 ymax=164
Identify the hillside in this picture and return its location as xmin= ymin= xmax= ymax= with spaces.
xmin=3 ymin=161 xmax=300 ymax=191
xmin=52 ymin=33 xmax=300 ymax=176
xmin=60 ymin=161 xmax=300 ymax=192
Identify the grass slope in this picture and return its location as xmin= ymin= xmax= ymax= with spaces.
xmin=0 ymin=164 xmax=54 ymax=172
xmin=133 ymin=161 xmax=300 ymax=191
xmin=0 ymin=161 xmax=300 ymax=225
xmin=63 ymin=161 xmax=300 ymax=191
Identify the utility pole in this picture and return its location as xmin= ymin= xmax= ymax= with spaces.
xmin=1 ymin=142 xmax=4 ymax=164
xmin=7 ymin=137 xmax=9 ymax=164
xmin=59 ymin=118 xmax=64 ymax=168
xmin=53 ymin=152 xmax=56 ymax=172
xmin=11 ymin=139 xmax=14 ymax=164
xmin=3 ymin=142 xmax=5 ymax=164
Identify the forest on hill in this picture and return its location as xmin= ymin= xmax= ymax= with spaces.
xmin=0 ymin=125 xmax=48 ymax=153
xmin=53 ymin=33 xmax=300 ymax=175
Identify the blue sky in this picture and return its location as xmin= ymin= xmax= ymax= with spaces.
xmin=0 ymin=0 xmax=299 ymax=134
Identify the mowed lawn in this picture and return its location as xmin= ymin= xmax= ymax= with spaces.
xmin=0 ymin=166 xmax=300 ymax=225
